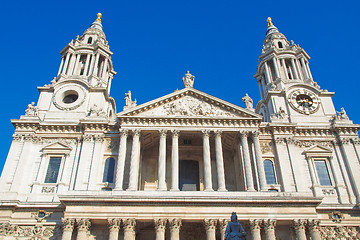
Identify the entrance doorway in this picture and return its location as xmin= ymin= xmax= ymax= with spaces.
xmin=179 ymin=160 xmax=199 ymax=191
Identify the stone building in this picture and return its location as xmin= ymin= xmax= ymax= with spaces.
xmin=0 ymin=14 xmax=359 ymax=240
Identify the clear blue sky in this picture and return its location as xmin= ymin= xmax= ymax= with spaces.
xmin=1 ymin=0 xmax=359 ymax=172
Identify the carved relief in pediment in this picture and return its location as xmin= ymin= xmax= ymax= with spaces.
xmin=140 ymin=96 xmax=237 ymax=117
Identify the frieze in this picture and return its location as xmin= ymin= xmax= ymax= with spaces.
xmin=320 ymin=226 xmax=360 ymax=239
xmin=0 ymin=223 xmax=58 ymax=238
xmin=322 ymin=188 xmax=336 ymax=196
xmin=291 ymin=140 xmax=333 ymax=148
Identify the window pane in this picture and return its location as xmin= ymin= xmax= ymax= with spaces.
xmin=264 ymin=160 xmax=277 ymax=185
xmin=44 ymin=157 xmax=61 ymax=183
xmin=103 ymin=158 xmax=115 ymax=183
xmin=314 ymin=160 xmax=332 ymax=186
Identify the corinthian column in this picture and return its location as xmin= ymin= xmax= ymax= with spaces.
xmin=214 ymin=130 xmax=227 ymax=191
xmin=252 ymin=131 xmax=267 ymax=191
xmin=115 ymin=129 xmax=128 ymax=190
xmin=170 ymin=130 xmax=180 ymax=191
xmin=308 ymin=219 xmax=321 ymax=240
xmin=204 ymin=219 xmax=217 ymax=240
xmin=249 ymin=219 xmax=261 ymax=240
xmin=76 ymin=218 xmax=91 ymax=240
xmin=154 ymin=218 xmax=167 ymax=240
xmin=62 ymin=218 xmax=75 ymax=240
xmin=218 ymin=219 xmax=229 ymax=240
xmin=158 ymin=129 xmax=167 ymax=190
xmin=240 ymin=131 xmax=255 ymax=191
xmin=202 ymin=129 xmax=213 ymax=191
xmin=108 ymin=219 xmax=121 ymax=240
xmin=123 ymin=218 xmax=136 ymax=240
xmin=263 ymin=219 xmax=276 ymax=240
xmin=127 ymin=129 xmax=141 ymax=191
xmin=293 ymin=219 xmax=307 ymax=240
xmin=169 ymin=218 xmax=182 ymax=240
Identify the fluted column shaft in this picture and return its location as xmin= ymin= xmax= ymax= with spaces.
xmin=252 ymin=131 xmax=267 ymax=191
xmin=249 ymin=219 xmax=262 ymax=240
xmin=62 ymin=218 xmax=75 ymax=240
xmin=202 ymin=130 xmax=213 ymax=191
xmin=108 ymin=219 xmax=121 ymax=240
xmin=158 ymin=130 xmax=167 ymax=190
xmin=240 ymin=131 xmax=255 ymax=191
xmin=169 ymin=218 xmax=182 ymax=240
xmin=291 ymin=59 xmax=299 ymax=79
xmin=115 ymin=130 xmax=128 ymax=190
xmin=204 ymin=219 xmax=217 ymax=240
xmin=308 ymin=219 xmax=321 ymax=240
xmin=127 ymin=129 xmax=141 ymax=191
xmin=214 ymin=130 xmax=227 ymax=191
xmin=263 ymin=219 xmax=276 ymax=240
xmin=154 ymin=219 xmax=167 ymax=240
xmin=123 ymin=218 xmax=136 ymax=240
xmin=76 ymin=219 xmax=91 ymax=240
xmin=293 ymin=219 xmax=307 ymax=240
xmin=171 ymin=130 xmax=180 ymax=191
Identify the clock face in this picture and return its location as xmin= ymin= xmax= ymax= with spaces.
xmin=288 ymin=89 xmax=320 ymax=114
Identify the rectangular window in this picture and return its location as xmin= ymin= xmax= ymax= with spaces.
xmin=314 ymin=160 xmax=332 ymax=186
xmin=44 ymin=157 xmax=62 ymax=183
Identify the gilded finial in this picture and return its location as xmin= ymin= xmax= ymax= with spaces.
xmin=267 ymin=17 xmax=273 ymax=27
xmin=96 ymin=13 xmax=102 ymax=23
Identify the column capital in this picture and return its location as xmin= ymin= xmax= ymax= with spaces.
xmin=76 ymin=218 xmax=91 ymax=231
xmin=218 ymin=219 xmax=229 ymax=232
xmin=169 ymin=218 xmax=182 ymax=232
xmin=132 ymin=128 xmax=141 ymax=137
xmin=307 ymin=219 xmax=320 ymax=231
xmin=62 ymin=218 xmax=75 ymax=231
xmin=203 ymin=219 xmax=217 ymax=231
xmin=123 ymin=218 xmax=136 ymax=231
xmin=108 ymin=218 xmax=121 ymax=231
xmin=249 ymin=219 xmax=262 ymax=231
xmin=159 ymin=129 xmax=168 ymax=137
xmin=252 ymin=130 xmax=260 ymax=138
xmin=293 ymin=219 xmax=306 ymax=231
xmin=171 ymin=129 xmax=180 ymax=137
xmin=239 ymin=130 xmax=248 ymax=137
xmin=202 ymin=129 xmax=211 ymax=137
xmin=120 ymin=129 xmax=129 ymax=137
xmin=263 ymin=219 xmax=276 ymax=231
xmin=154 ymin=218 xmax=167 ymax=231
xmin=214 ymin=130 xmax=223 ymax=137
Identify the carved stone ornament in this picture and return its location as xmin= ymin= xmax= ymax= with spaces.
xmin=336 ymin=107 xmax=349 ymax=120
xmin=62 ymin=218 xmax=75 ymax=231
xmin=322 ymin=188 xmax=336 ymax=196
xmin=219 ymin=219 xmax=230 ymax=232
xmin=328 ymin=211 xmax=344 ymax=223
xmin=42 ymin=186 xmax=55 ymax=193
xmin=123 ymin=218 xmax=136 ymax=231
xmin=169 ymin=218 xmax=182 ymax=232
xmin=203 ymin=219 xmax=217 ymax=231
xmin=76 ymin=218 xmax=91 ymax=231
xmin=293 ymin=219 xmax=306 ymax=231
xmin=0 ymin=223 xmax=57 ymax=238
xmin=260 ymin=142 xmax=272 ymax=154
xmin=25 ymin=102 xmax=39 ymax=116
xmin=107 ymin=139 xmax=119 ymax=151
xmin=140 ymin=96 xmax=236 ymax=117
xmin=124 ymin=90 xmax=137 ymax=111
xmin=154 ymin=218 xmax=167 ymax=231
xmin=248 ymin=219 xmax=261 ymax=231
xmin=182 ymin=70 xmax=195 ymax=88
xmin=263 ymin=219 xmax=276 ymax=231
xmin=320 ymin=226 xmax=360 ymax=239
xmin=88 ymin=104 xmax=106 ymax=117
xmin=31 ymin=210 xmax=52 ymax=223
xmin=108 ymin=218 xmax=121 ymax=231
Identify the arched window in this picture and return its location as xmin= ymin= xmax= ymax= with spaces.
xmin=103 ymin=157 xmax=115 ymax=183
xmin=87 ymin=37 xmax=92 ymax=44
xmin=278 ymin=42 xmax=283 ymax=48
xmin=264 ymin=160 xmax=277 ymax=184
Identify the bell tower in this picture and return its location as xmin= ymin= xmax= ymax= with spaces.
xmin=254 ymin=17 xmax=336 ymax=125
xmin=36 ymin=13 xmax=117 ymax=123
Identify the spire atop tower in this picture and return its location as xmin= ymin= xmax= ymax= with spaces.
xmin=267 ymin=17 xmax=273 ymax=26
xmin=96 ymin=13 xmax=102 ymax=23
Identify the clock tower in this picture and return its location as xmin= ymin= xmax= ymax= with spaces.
xmin=254 ymin=18 xmax=336 ymax=125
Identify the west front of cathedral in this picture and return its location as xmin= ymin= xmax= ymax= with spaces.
xmin=0 ymin=14 xmax=359 ymax=240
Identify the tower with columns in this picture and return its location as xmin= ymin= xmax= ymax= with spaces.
xmin=0 ymin=15 xmax=359 ymax=240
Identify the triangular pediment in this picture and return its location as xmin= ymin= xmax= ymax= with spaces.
xmin=42 ymin=142 xmax=72 ymax=155
xmin=118 ymin=88 xmax=261 ymax=119
xmin=303 ymin=145 xmax=333 ymax=158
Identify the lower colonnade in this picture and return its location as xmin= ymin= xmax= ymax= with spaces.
xmin=61 ymin=218 xmax=322 ymax=240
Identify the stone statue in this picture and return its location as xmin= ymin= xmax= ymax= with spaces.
xmin=337 ymin=107 xmax=349 ymax=120
xmin=242 ymin=94 xmax=253 ymax=110
xmin=25 ymin=102 xmax=38 ymax=116
xmin=124 ymin=90 xmax=137 ymax=110
xmin=225 ymin=212 xmax=246 ymax=240
xmin=88 ymin=104 xmax=105 ymax=117
xmin=182 ymin=71 xmax=195 ymax=88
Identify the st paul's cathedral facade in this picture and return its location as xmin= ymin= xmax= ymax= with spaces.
xmin=0 ymin=14 xmax=359 ymax=240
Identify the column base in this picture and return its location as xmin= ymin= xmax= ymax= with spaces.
xmin=204 ymin=188 xmax=214 ymax=192
xmin=217 ymin=188 xmax=228 ymax=192
xmin=170 ymin=188 xmax=180 ymax=191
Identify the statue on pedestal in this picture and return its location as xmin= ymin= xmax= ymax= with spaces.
xmin=225 ymin=212 xmax=247 ymax=240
